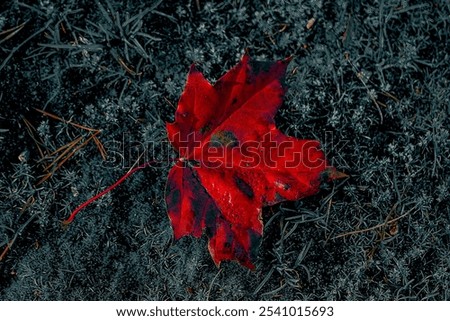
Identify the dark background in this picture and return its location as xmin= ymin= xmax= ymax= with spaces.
xmin=0 ymin=0 xmax=448 ymax=300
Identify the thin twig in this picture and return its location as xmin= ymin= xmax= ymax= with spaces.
xmin=62 ymin=162 xmax=150 ymax=225
xmin=333 ymin=212 xmax=409 ymax=240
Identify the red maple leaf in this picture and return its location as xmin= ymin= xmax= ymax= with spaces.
xmin=64 ymin=54 xmax=344 ymax=269
xmin=165 ymin=54 xmax=340 ymax=269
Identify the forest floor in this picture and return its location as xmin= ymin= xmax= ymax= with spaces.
xmin=0 ymin=0 xmax=449 ymax=300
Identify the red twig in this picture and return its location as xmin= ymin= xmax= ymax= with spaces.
xmin=63 ymin=158 xmax=179 ymax=225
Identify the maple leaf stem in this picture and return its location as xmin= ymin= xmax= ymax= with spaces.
xmin=63 ymin=158 xmax=180 ymax=226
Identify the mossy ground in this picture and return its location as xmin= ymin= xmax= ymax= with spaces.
xmin=0 ymin=0 xmax=448 ymax=300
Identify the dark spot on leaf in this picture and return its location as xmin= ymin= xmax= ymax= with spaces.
xmin=187 ymin=160 xmax=200 ymax=167
xmin=167 ymin=189 xmax=180 ymax=209
xmin=190 ymin=196 xmax=204 ymax=227
xmin=224 ymin=241 xmax=232 ymax=249
xmin=231 ymin=97 xmax=238 ymax=105
xmin=274 ymin=192 xmax=285 ymax=202
xmin=205 ymin=206 xmax=218 ymax=237
xmin=200 ymin=123 xmax=211 ymax=134
xmin=234 ymin=175 xmax=254 ymax=199
xmin=222 ymin=226 xmax=234 ymax=250
xmin=209 ymin=130 xmax=239 ymax=148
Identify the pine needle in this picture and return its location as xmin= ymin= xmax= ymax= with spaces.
xmin=33 ymin=109 xmax=106 ymax=183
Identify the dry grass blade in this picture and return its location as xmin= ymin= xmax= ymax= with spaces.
xmin=20 ymin=196 xmax=35 ymax=214
xmin=0 ymin=203 xmax=38 ymax=262
xmin=23 ymin=118 xmax=47 ymax=159
xmin=118 ymin=57 xmax=141 ymax=76
xmin=333 ymin=212 xmax=409 ymax=240
xmin=0 ymin=20 xmax=28 ymax=44
xmin=163 ymin=96 xmax=176 ymax=110
xmin=381 ymin=91 xmax=400 ymax=102
xmin=344 ymin=52 xmax=401 ymax=123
